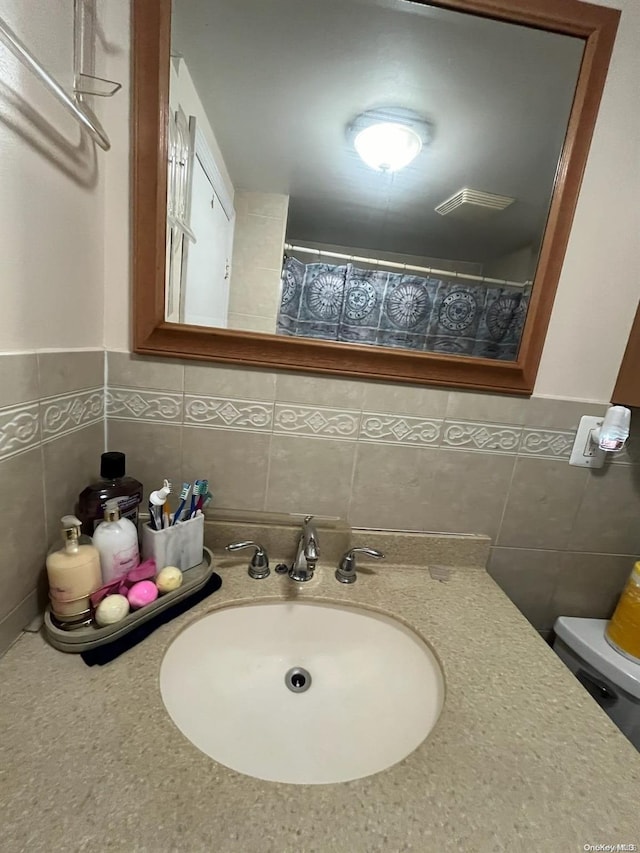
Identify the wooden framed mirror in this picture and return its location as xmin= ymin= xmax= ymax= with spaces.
xmin=132 ymin=0 xmax=619 ymax=395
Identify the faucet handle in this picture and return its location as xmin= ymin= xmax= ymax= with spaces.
xmin=225 ymin=540 xmax=270 ymax=580
xmin=336 ymin=547 xmax=384 ymax=584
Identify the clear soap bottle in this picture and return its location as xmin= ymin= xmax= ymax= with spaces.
xmin=46 ymin=516 xmax=102 ymax=627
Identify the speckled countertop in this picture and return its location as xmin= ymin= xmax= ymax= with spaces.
xmin=1 ymin=528 xmax=639 ymax=853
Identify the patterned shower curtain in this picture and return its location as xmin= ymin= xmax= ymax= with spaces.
xmin=277 ymin=257 xmax=530 ymax=361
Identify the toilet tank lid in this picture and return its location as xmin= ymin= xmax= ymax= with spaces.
xmin=554 ymin=617 xmax=640 ymax=701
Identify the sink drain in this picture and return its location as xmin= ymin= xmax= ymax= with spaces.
xmin=285 ymin=667 xmax=312 ymax=693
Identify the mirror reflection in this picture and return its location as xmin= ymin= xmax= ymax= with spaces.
xmin=166 ymin=0 xmax=584 ymax=361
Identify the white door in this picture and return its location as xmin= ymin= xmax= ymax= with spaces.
xmin=182 ymin=155 xmax=234 ymax=327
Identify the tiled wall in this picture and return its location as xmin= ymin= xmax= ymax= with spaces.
xmin=2 ymin=347 xmax=637 ymax=652
xmin=106 ymin=351 xmax=640 ymax=637
xmin=0 ymin=352 xmax=105 ymax=652
xmin=228 ymin=192 xmax=289 ymax=333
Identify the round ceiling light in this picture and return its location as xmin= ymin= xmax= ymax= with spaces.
xmin=353 ymin=121 xmax=423 ymax=173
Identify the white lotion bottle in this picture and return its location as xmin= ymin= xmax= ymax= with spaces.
xmin=93 ymin=499 xmax=140 ymax=583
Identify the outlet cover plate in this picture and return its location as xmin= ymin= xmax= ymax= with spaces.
xmin=569 ymin=416 xmax=605 ymax=468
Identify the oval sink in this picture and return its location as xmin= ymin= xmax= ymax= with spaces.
xmin=160 ymin=601 xmax=444 ymax=784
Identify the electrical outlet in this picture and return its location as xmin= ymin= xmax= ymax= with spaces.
xmin=569 ymin=416 xmax=605 ymax=468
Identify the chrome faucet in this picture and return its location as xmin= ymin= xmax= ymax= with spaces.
xmin=289 ymin=515 xmax=319 ymax=582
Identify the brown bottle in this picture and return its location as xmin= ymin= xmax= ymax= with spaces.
xmin=77 ymin=452 xmax=143 ymax=535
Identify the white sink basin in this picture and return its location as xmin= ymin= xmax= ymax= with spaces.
xmin=160 ymin=601 xmax=445 ymax=784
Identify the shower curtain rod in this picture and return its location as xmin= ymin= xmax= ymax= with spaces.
xmin=284 ymin=243 xmax=529 ymax=290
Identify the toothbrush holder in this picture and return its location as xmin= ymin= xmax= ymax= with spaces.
xmin=141 ymin=513 xmax=204 ymax=573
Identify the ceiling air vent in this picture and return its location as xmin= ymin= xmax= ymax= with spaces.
xmin=435 ymin=188 xmax=515 ymax=220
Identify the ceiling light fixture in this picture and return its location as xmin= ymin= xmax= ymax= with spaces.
xmin=354 ymin=122 xmax=422 ymax=173
xmin=350 ymin=109 xmax=431 ymax=174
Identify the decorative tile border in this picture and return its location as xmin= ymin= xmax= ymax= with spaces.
xmin=360 ymin=413 xmax=441 ymax=446
xmin=274 ymin=404 xmax=360 ymax=439
xmin=101 ymin=384 xmax=640 ymax=465
xmin=0 ymin=403 xmax=40 ymax=461
xmin=0 ymin=387 xmax=104 ymax=462
xmin=185 ymin=395 xmax=272 ymax=432
xmin=106 ymin=387 xmax=182 ymax=422
xmin=40 ymin=388 xmax=104 ymax=441
xmin=518 ymin=428 xmax=575 ymax=460
xmin=442 ymin=420 xmax=522 ymax=454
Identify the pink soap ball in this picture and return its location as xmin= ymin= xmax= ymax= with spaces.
xmin=127 ymin=580 xmax=159 ymax=610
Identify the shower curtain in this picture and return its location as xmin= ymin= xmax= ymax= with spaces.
xmin=277 ymin=257 xmax=530 ymax=361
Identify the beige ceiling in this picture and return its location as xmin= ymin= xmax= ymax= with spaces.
xmin=172 ymin=0 xmax=585 ymax=268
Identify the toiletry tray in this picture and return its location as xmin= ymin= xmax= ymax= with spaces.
xmin=44 ymin=548 xmax=214 ymax=653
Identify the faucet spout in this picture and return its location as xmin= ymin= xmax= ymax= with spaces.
xmin=289 ymin=515 xmax=319 ymax=582
xmin=304 ymin=534 xmax=319 ymax=566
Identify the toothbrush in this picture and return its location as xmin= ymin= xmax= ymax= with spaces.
xmin=194 ymin=479 xmax=209 ymax=514
xmin=148 ymin=499 xmax=158 ymax=531
xmin=200 ymin=488 xmax=213 ymax=512
xmin=189 ymin=480 xmax=203 ymax=519
xmin=162 ymin=479 xmax=172 ymax=528
xmin=172 ymin=482 xmax=191 ymax=525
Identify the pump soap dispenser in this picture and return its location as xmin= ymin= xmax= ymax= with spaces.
xmin=46 ymin=516 xmax=102 ymax=628
xmin=93 ymin=499 xmax=140 ymax=584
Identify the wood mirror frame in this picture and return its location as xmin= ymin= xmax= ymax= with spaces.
xmin=132 ymin=0 xmax=619 ymax=395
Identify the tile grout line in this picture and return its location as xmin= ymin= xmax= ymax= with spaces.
xmin=39 ymin=435 xmax=49 ymax=550
xmin=345 ymin=436 xmax=361 ymax=525
xmin=177 ymin=406 xmax=185 ymax=506
xmin=103 ymin=350 xmax=109 ymax=452
xmin=564 ymin=468 xmax=595 ymax=554
xmin=262 ymin=431 xmax=274 ymax=512
xmin=494 ymin=454 xmax=520 ymax=548
xmin=491 ymin=544 xmax=640 ymax=557
xmin=183 ymin=423 xmax=272 ymax=436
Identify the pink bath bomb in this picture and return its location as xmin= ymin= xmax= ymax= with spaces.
xmin=127 ymin=580 xmax=159 ymax=610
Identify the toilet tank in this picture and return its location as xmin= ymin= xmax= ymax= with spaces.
xmin=553 ymin=617 xmax=640 ymax=752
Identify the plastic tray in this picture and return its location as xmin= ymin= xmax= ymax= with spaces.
xmin=44 ymin=548 xmax=214 ymax=653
